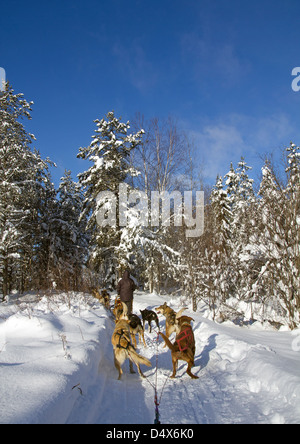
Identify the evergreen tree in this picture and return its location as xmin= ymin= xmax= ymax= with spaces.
xmin=0 ymin=82 xmax=51 ymax=297
xmin=77 ymin=111 xmax=144 ymax=286
xmin=255 ymin=146 xmax=300 ymax=328
xmin=284 ymin=143 xmax=300 ymax=326
xmin=210 ymin=175 xmax=232 ymax=252
xmin=46 ymin=170 xmax=88 ymax=290
xmin=30 ymin=162 xmax=57 ymax=290
xmin=224 ymin=158 xmax=256 ymax=299
xmin=225 ymin=157 xmax=255 ymax=239
xmin=206 ymin=176 xmax=233 ymax=313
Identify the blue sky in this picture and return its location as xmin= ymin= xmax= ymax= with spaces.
xmin=1 ymin=0 xmax=300 ymax=186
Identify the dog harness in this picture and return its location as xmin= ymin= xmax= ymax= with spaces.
xmin=116 ymin=329 xmax=132 ymax=351
xmin=176 ymin=325 xmax=193 ymax=352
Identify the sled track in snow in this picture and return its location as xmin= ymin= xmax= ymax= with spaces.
xmin=67 ymin=292 xmax=300 ymax=424
xmin=1 ymin=291 xmax=299 ymax=424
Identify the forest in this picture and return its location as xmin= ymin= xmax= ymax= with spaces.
xmin=1 ymin=83 xmax=299 ymax=329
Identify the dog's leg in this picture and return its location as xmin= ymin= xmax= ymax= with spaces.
xmin=181 ymin=352 xmax=199 ymax=379
xmin=135 ymin=363 xmax=145 ymax=378
xmin=170 ymin=356 xmax=178 ymax=378
xmin=127 ymin=347 xmax=150 ymax=378
xmin=129 ymin=359 xmax=136 ymax=374
xmin=186 ymin=362 xmax=199 ymax=379
xmin=139 ymin=330 xmax=147 ymax=348
xmin=131 ymin=332 xmax=137 ymax=349
xmin=155 ymin=318 xmax=160 ymax=331
xmin=163 ymin=325 xmax=171 ymax=348
xmin=149 ymin=321 xmax=152 ymax=333
xmin=114 ymin=353 xmax=123 ymax=380
xmin=129 ymin=356 xmax=147 ymax=377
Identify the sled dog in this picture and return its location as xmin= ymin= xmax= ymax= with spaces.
xmin=155 ymin=303 xmax=186 ymax=346
xmin=128 ymin=313 xmax=147 ymax=348
xmin=111 ymin=303 xmax=151 ymax=380
xmin=140 ymin=308 xmax=160 ymax=333
xmin=159 ymin=314 xmax=199 ymax=379
xmin=91 ymin=288 xmax=110 ymax=308
xmin=113 ymin=297 xmax=123 ymax=322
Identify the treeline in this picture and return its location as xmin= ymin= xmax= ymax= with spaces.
xmin=0 ymin=84 xmax=88 ymax=295
xmin=182 ymin=151 xmax=299 ymax=329
xmin=0 ymin=84 xmax=299 ymax=328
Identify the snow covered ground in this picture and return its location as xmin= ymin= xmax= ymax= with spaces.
xmin=0 ymin=291 xmax=299 ymax=424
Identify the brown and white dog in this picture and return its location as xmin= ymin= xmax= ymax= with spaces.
xmin=128 ymin=313 xmax=147 ymax=348
xmin=113 ymin=297 xmax=123 ymax=322
xmin=155 ymin=303 xmax=186 ymax=346
xmin=91 ymin=288 xmax=110 ymax=309
xmin=111 ymin=303 xmax=151 ymax=380
xmin=159 ymin=314 xmax=199 ymax=379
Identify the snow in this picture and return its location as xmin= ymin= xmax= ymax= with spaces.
xmin=0 ymin=291 xmax=299 ymax=424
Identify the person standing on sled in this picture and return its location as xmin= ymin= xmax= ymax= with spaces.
xmin=117 ymin=270 xmax=136 ymax=315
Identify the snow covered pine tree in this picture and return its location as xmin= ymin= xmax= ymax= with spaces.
xmin=77 ymin=111 xmax=144 ymax=286
xmin=0 ymin=82 xmax=51 ymax=298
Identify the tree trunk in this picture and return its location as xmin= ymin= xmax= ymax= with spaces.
xmin=2 ymin=258 xmax=8 ymax=299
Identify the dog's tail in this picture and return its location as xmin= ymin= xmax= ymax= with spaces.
xmin=159 ymin=332 xmax=176 ymax=352
xmin=175 ymin=307 xmax=188 ymax=319
xmin=128 ymin=346 xmax=151 ymax=368
xmin=120 ymin=302 xmax=128 ymax=320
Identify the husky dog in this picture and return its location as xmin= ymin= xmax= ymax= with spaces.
xmin=91 ymin=288 xmax=110 ymax=309
xmin=140 ymin=308 xmax=160 ymax=333
xmin=128 ymin=313 xmax=147 ymax=348
xmin=160 ymin=314 xmax=198 ymax=380
xmin=111 ymin=303 xmax=151 ymax=380
xmin=155 ymin=303 xmax=186 ymax=346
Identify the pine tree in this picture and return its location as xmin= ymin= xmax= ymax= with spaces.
xmin=282 ymin=143 xmax=299 ymax=326
xmin=45 ymin=170 xmax=88 ymax=291
xmin=206 ymin=176 xmax=233 ymax=314
xmin=255 ymin=146 xmax=300 ymax=328
xmin=77 ymin=111 xmax=144 ymax=286
xmin=210 ymin=175 xmax=232 ymax=252
xmin=224 ymin=158 xmax=256 ymax=300
xmin=225 ymin=157 xmax=255 ymax=239
xmin=31 ymin=163 xmax=57 ymax=290
xmin=0 ymin=82 xmax=52 ymax=297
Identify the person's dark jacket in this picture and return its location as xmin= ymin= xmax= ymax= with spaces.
xmin=117 ymin=270 xmax=136 ymax=302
